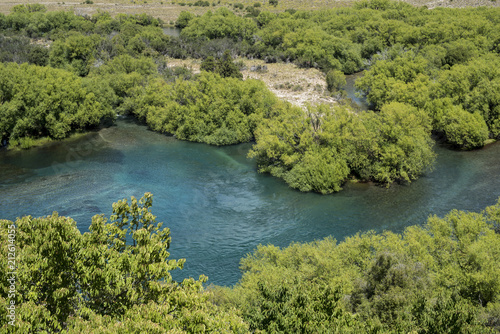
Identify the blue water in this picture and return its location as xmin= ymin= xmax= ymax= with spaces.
xmin=1 ymin=117 xmax=499 ymax=286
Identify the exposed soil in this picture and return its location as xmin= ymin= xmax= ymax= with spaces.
xmin=167 ymin=57 xmax=335 ymax=108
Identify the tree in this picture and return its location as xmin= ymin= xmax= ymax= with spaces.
xmin=367 ymin=102 xmax=435 ymax=184
xmin=176 ymin=11 xmax=195 ymax=29
xmin=214 ymin=198 xmax=500 ymax=333
xmin=0 ymin=62 xmax=114 ymax=146
xmin=326 ymin=69 xmax=346 ymax=93
xmin=442 ymin=109 xmax=489 ymax=150
xmin=216 ymin=50 xmax=243 ymax=79
xmin=200 ymin=55 xmax=217 ymax=73
xmin=200 ymin=51 xmax=242 ymax=79
xmin=130 ymin=71 xmax=278 ymax=145
xmin=180 ymin=8 xmax=258 ymax=41
xmin=0 ymin=193 xmax=248 ymax=333
xmin=249 ymin=102 xmax=435 ymax=193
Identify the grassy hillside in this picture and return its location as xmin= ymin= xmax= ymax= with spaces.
xmin=1 ymin=0 xmax=499 ymax=24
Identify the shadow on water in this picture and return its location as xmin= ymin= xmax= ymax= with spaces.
xmin=1 ymin=117 xmax=500 ymax=286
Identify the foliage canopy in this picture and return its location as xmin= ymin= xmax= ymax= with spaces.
xmin=0 ymin=193 xmax=247 ymax=333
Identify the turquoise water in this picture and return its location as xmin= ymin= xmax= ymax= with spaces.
xmin=1 ymin=117 xmax=499 ymax=286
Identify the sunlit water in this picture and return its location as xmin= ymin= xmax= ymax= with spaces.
xmin=1 ymin=117 xmax=499 ymax=286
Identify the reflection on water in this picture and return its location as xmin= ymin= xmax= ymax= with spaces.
xmin=345 ymin=72 xmax=370 ymax=110
xmin=1 ymin=118 xmax=499 ymax=286
xmin=162 ymin=27 xmax=181 ymax=37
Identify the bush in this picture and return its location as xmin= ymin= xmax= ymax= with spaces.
xmin=175 ymin=10 xmax=194 ymax=28
xmin=131 ymin=71 xmax=278 ymax=145
xmin=0 ymin=63 xmax=114 ymax=143
xmin=443 ymin=109 xmax=489 ymax=150
xmin=200 ymin=50 xmax=243 ymax=79
xmin=194 ymin=0 xmax=210 ymax=6
xmin=326 ymin=69 xmax=346 ymax=92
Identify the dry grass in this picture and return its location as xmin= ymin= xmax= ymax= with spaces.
xmin=0 ymin=1 xmax=212 ymax=25
xmin=1 ymin=0 xmax=498 ymax=24
xmin=242 ymin=59 xmax=336 ymax=108
xmin=166 ymin=57 xmax=335 ymax=107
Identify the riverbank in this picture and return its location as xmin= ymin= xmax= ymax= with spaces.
xmin=3 ymin=130 xmax=107 ymax=151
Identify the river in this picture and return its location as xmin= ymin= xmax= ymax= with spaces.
xmin=1 ymin=116 xmax=499 ymax=286
xmin=345 ymin=72 xmax=370 ymax=110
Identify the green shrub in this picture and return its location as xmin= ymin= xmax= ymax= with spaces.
xmin=326 ymin=69 xmax=346 ymax=92
xmin=131 ymin=71 xmax=278 ymax=145
xmin=443 ymin=109 xmax=489 ymax=150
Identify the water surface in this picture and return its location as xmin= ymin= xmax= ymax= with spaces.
xmin=163 ymin=27 xmax=181 ymax=37
xmin=1 ymin=117 xmax=499 ymax=286
xmin=345 ymin=72 xmax=370 ymax=110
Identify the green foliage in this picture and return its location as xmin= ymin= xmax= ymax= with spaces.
xmin=0 ymin=62 xmax=114 ymax=145
xmin=355 ymin=52 xmax=430 ymax=110
xmin=233 ymin=3 xmax=244 ymax=10
xmin=194 ymin=0 xmax=211 ymax=6
xmin=0 ymin=35 xmax=49 ymax=65
xmin=200 ymin=55 xmax=217 ymax=72
xmin=11 ymin=4 xmax=47 ymax=14
xmin=131 ymin=71 xmax=278 ymax=145
xmin=245 ymin=6 xmax=261 ymax=18
xmin=442 ymin=109 xmax=489 ymax=150
xmin=369 ymin=102 xmax=435 ymax=184
xmin=3 ymin=1 xmax=500 ymax=151
xmin=49 ymin=32 xmax=101 ymax=76
xmin=433 ymin=54 xmax=500 ymax=139
xmin=7 ymin=136 xmax=53 ymax=150
xmin=216 ymin=199 xmax=500 ymax=333
xmin=181 ymin=8 xmax=258 ymax=41
xmin=0 ymin=193 xmax=247 ymax=333
xmin=176 ymin=10 xmax=195 ymax=28
xmin=249 ymin=102 xmax=435 ymax=193
xmin=326 ymin=69 xmax=346 ymax=92
xmin=201 ymin=50 xmax=243 ymax=79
